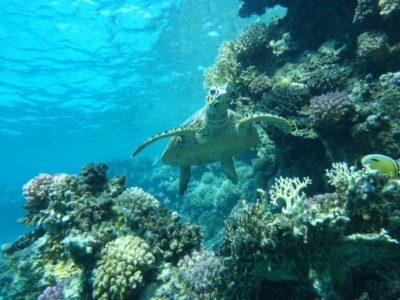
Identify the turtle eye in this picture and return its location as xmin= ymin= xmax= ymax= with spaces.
xmin=209 ymin=89 xmax=216 ymax=96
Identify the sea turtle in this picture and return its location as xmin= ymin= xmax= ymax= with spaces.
xmin=131 ymin=85 xmax=291 ymax=195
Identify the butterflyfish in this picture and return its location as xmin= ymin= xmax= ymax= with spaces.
xmin=358 ymin=154 xmax=399 ymax=178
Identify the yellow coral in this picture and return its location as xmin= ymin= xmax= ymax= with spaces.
xmin=203 ymin=41 xmax=240 ymax=89
xmin=92 ymin=235 xmax=155 ymax=299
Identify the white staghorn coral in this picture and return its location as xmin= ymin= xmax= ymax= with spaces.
xmin=325 ymin=162 xmax=358 ymax=191
xmin=269 ymin=176 xmax=312 ymax=214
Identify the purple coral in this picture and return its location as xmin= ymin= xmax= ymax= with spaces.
xmin=309 ymin=91 xmax=354 ymax=127
xmin=190 ymin=255 xmax=222 ymax=293
xmin=37 ymin=280 xmax=67 ymax=300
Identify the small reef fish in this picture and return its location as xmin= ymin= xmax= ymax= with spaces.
xmin=357 ymin=154 xmax=399 ymax=178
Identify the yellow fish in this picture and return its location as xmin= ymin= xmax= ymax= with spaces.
xmin=358 ymin=154 xmax=399 ymax=178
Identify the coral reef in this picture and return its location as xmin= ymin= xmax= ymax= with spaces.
xmin=2 ymin=0 xmax=400 ymax=298
xmin=0 ymin=163 xmax=202 ymax=299
xmin=218 ymin=163 xmax=400 ymax=298
xmin=180 ymin=162 xmax=251 ymax=247
xmin=2 ymin=157 xmax=400 ymax=299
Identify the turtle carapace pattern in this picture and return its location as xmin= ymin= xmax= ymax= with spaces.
xmin=132 ymin=85 xmax=291 ymax=195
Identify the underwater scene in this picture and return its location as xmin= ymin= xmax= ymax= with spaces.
xmin=1 ymin=0 xmax=400 ymax=299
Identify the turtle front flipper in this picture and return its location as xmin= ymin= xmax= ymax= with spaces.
xmin=221 ymin=157 xmax=238 ymax=184
xmin=131 ymin=126 xmax=193 ymax=157
xmin=179 ymin=165 xmax=191 ymax=195
xmin=236 ymin=113 xmax=292 ymax=133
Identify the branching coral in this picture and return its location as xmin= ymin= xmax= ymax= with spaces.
xmin=325 ymin=162 xmax=360 ymax=192
xmin=289 ymin=119 xmax=318 ymax=139
xmin=203 ymin=41 xmax=240 ymax=89
xmin=325 ymin=162 xmax=397 ymax=201
xmin=269 ymin=176 xmax=312 ymax=213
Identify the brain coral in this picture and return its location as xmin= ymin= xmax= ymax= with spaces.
xmin=309 ymin=91 xmax=354 ymax=127
xmin=92 ymin=235 xmax=155 ymax=299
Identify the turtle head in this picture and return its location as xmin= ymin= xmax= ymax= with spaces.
xmin=205 ymin=85 xmax=229 ymax=115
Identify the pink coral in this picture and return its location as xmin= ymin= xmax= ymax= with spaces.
xmin=23 ymin=173 xmax=53 ymax=204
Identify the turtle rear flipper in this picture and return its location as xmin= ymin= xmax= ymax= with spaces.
xmin=131 ymin=126 xmax=193 ymax=157
xmin=236 ymin=113 xmax=291 ymax=133
xmin=220 ymin=157 xmax=238 ymax=184
xmin=179 ymin=165 xmax=191 ymax=195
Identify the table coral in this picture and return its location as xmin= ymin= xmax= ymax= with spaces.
xmin=92 ymin=235 xmax=155 ymax=299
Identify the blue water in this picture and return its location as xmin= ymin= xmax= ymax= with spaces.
xmin=0 ymin=0 xmax=282 ymax=244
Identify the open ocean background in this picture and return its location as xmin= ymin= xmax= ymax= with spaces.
xmin=0 ymin=0 xmax=283 ymax=245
